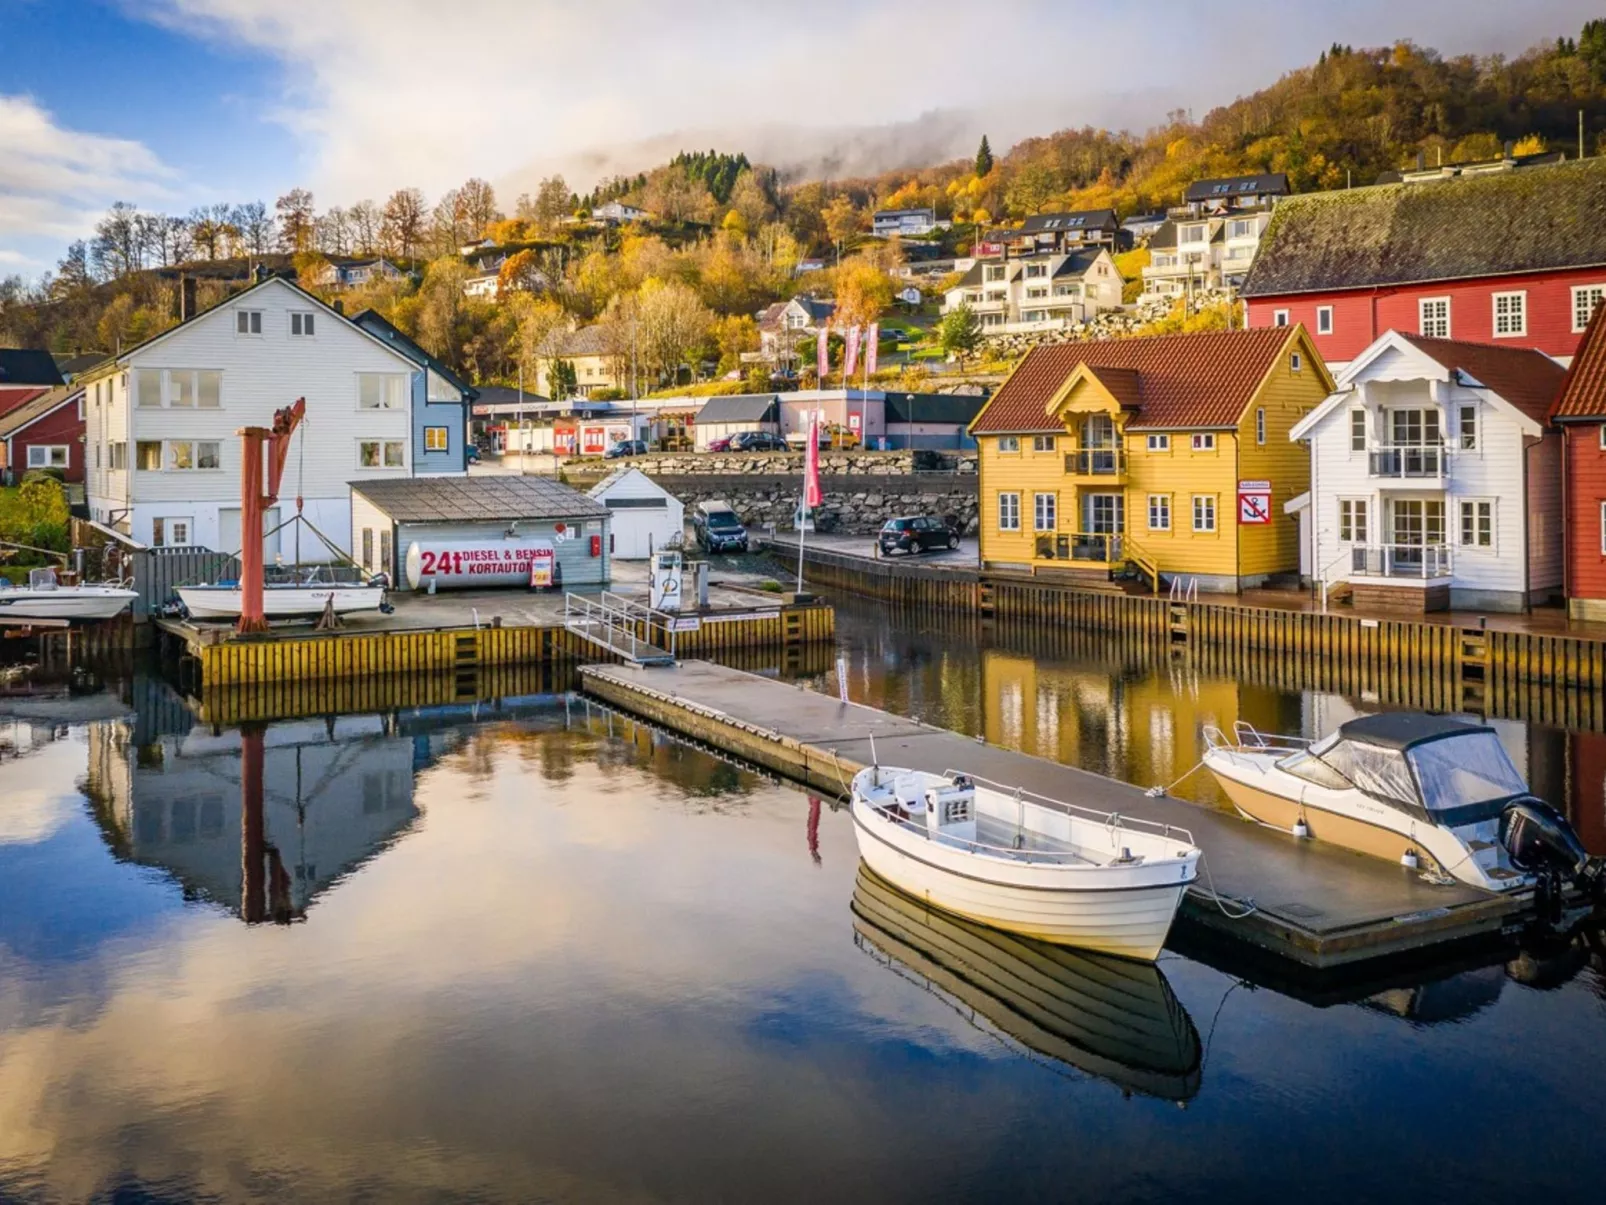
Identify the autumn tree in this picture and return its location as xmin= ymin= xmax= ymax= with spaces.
xmin=635 ymin=279 xmax=713 ymax=387
xmin=514 ymin=295 xmax=570 ymax=391
xmin=938 ymin=304 xmax=982 ymax=365
xmin=822 ymin=195 xmax=861 ymax=262
xmin=275 ymin=189 xmax=316 ymax=253
xmin=430 ymin=188 xmax=465 ymax=253
xmin=711 ymin=313 xmax=759 ymax=375
xmin=457 ymin=177 xmax=500 ymax=235
xmin=382 ymin=188 xmax=428 ymax=259
xmin=348 ymin=200 xmax=383 ymax=255
xmin=316 ymin=206 xmax=352 ymax=255
xmin=527 ymin=175 xmax=572 ymax=229
xmin=831 ymin=257 xmax=893 ymax=329
xmin=413 ymin=256 xmax=473 ymax=370
xmin=234 ymin=201 xmax=274 ymax=255
xmin=639 ymin=164 xmax=716 ymax=224
xmin=727 ymin=169 xmax=775 ymax=232
xmin=497 ymin=249 xmax=548 ymax=295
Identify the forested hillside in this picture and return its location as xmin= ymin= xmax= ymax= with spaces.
xmin=5 ymin=20 xmax=1606 ymax=390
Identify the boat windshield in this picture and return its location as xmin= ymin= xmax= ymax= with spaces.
xmin=1274 ymin=746 xmax=1354 ymax=790
xmin=1408 ymin=732 xmax=1526 ymax=814
xmin=1310 ymin=732 xmax=1419 ymax=808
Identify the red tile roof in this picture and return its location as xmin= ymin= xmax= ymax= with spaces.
xmin=969 ymin=327 xmax=1297 ymax=434
xmin=1398 ymin=335 xmax=1566 ymax=426
xmin=1552 ymin=302 xmax=1606 ymax=421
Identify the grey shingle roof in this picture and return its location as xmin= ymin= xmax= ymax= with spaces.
xmin=1184 ymin=173 xmax=1289 ymax=203
xmin=695 ymin=394 xmax=779 ymax=423
xmin=883 ymin=392 xmax=988 ymax=425
xmin=350 ymin=476 xmax=608 ymax=523
xmin=539 ymin=325 xmax=614 ymax=358
xmin=1019 ymin=209 xmax=1118 ymax=234
xmin=1243 ymin=158 xmax=1606 ymax=298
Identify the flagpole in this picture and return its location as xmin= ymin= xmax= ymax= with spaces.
xmin=796 ymin=411 xmax=811 ymax=595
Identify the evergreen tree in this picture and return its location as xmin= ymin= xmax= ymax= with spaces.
xmin=975 ymin=135 xmax=994 ymax=178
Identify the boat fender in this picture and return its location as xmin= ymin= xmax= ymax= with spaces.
xmin=1400 ymin=849 xmax=1420 ymax=870
xmin=1292 ymin=816 xmax=1311 ymax=840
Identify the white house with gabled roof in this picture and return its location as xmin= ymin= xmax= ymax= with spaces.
xmin=1288 ymin=330 xmax=1567 ymax=613
xmin=80 ymin=274 xmax=425 ymax=562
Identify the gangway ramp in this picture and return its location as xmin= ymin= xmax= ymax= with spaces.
xmin=563 ymin=592 xmax=678 ymax=666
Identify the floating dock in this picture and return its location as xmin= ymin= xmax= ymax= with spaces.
xmin=579 ymin=659 xmax=1531 ymax=970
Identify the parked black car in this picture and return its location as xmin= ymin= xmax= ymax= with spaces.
xmin=879 ymin=515 xmax=959 ymax=555
xmin=693 ymin=501 xmax=750 ymax=553
xmin=726 ymin=431 xmax=789 ymax=452
xmin=605 ymin=439 xmax=648 ymax=458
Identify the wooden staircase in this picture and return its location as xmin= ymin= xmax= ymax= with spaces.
xmin=1122 ymin=538 xmax=1161 ymax=594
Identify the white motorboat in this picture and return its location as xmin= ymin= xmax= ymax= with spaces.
xmin=177 ymin=572 xmax=385 ymax=621
xmin=1202 ymin=714 xmax=1604 ymax=895
xmin=0 ymin=568 xmax=136 ymax=621
xmin=849 ymin=765 xmax=1201 ymax=962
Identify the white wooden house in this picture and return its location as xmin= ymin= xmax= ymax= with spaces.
xmin=588 ymin=467 xmax=684 ymax=559
xmin=80 ymin=275 xmax=423 ymax=562
xmin=1288 ymin=330 xmax=1567 ymax=612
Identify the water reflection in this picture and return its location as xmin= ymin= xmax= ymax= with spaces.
xmin=851 ymin=864 xmax=1202 ymax=1101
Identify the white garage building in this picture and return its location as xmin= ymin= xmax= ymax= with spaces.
xmin=588 ymin=467 xmax=685 ymax=559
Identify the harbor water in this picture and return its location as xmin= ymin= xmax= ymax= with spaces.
xmin=2 ymin=606 xmax=1605 ymax=1203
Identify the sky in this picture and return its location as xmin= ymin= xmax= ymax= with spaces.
xmin=1 ymin=0 xmax=1602 ymax=279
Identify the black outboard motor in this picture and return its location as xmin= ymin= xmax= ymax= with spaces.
xmin=1499 ymin=797 xmax=1605 ymax=913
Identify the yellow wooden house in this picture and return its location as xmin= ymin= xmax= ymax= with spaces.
xmin=968 ymin=326 xmax=1332 ymax=592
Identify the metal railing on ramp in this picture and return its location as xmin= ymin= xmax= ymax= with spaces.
xmin=563 ymin=592 xmax=678 ymax=665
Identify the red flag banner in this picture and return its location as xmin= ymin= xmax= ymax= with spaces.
xmin=865 ymin=323 xmax=879 ymax=375
xmin=843 ymin=325 xmax=861 ymax=379
xmin=804 ymin=412 xmax=823 ymax=508
xmin=817 ymin=325 xmax=829 ymax=381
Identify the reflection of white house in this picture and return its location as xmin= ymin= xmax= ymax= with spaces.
xmin=1289 ymin=330 xmax=1567 ymax=612
xmin=942 ymin=249 xmax=1120 ymax=334
xmin=86 ymin=716 xmax=421 ymax=920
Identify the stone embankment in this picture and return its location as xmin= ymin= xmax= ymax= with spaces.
xmin=979 ymin=288 xmax=1240 ymax=359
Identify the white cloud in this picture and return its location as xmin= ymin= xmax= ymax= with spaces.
xmin=0 ymin=95 xmax=175 ymax=274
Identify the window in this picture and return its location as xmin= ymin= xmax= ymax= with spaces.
xmin=1255 ymin=407 xmax=1266 ymax=444
xmin=1492 ymin=292 xmax=1526 ymax=337
xmin=1339 ymin=499 xmax=1369 ymax=543
xmin=164 ymin=440 xmax=220 ymax=470
xmin=359 ymin=440 xmax=406 ymax=468
xmin=1032 ymin=434 xmax=1056 ymax=452
xmin=997 ymin=492 xmax=1021 ymax=531
xmin=1191 ymin=433 xmax=1216 ymax=451
xmin=26 ymin=445 xmax=68 ymax=468
xmin=361 ymin=528 xmax=374 ymax=572
xmin=1227 ymin=218 xmax=1255 ymax=239
xmin=1317 ymin=306 xmax=1333 ymax=335
xmin=426 ymin=370 xmax=458 ymax=402
xmin=1033 ymin=492 xmax=1057 ymax=531
xmin=1391 ymin=408 xmax=1441 ymax=447
xmin=1461 ymin=500 xmax=1494 ymax=548
xmin=135 ymin=368 xmax=163 ymax=407
xmin=1148 ymin=494 xmax=1171 ymax=531
xmin=1273 ymin=309 xmax=1290 ymax=327
xmin=380 ymin=529 xmax=392 ymax=573
xmin=1146 ymin=434 xmax=1170 ymax=452
xmin=289 ymin=311 xmax=316 ymax=337
xmin=1084 ymin=284 xmax=1098 ymax=301
xmin=1026 ymin=286 xmax=1048 ymax=299
xmin=998 ymin=436 xmax=1020 ymax=452
xmin=1601 ymin=501 xmax=1606 ymax=554
xmin=1192 ymin=494 xmax=1217 ymax=532
xmin=358 ymin=374 xmax=407 ymax=409
xmin=151 ymin=518 xmax=192 ymax=548
xmin=1459 ymin=405 xmax=1478 ymax=450
xmin=1350 ymin=409 xmax=1367 ymax=452
xmin=1419 ymin=297 xmax=1451 ymax=338
xmin=424 ymin=426 xmax=449 ymax=452
xmin=1024 ymin=263 xmax=1047 ymax=279
xmin=110 ymin=442 xmax=127 ymax=470
xmin=1290 ymin=352 xmax=1303 ymax=372
xmin=984 ymin=264 xmax=1006 ymax=283
xmin=135 ymin=441 xmax=163 ymax=470
xmin=236 ymin=309 xmax=263 ymax=335
xmin=1573 ymin=285 xmax=1606 ymax=333
xmin=1179 ymin=223 xmax=1206 ymax=244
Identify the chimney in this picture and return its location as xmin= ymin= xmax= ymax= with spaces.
xmin=180 ymin=276 xmax=197 ymax=321
xmin=332 ymin=299 xmax=345 ymax=315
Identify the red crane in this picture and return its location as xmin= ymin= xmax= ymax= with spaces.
xmin=236 ymin=399 xmax=306 ymax=633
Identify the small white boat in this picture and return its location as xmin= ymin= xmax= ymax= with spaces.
xmin=1201 ymin=714 xmax=1601 ymax=894
xmin=849 ymin=765 xmax=1201 ymax=962
xmin=0 ymin=568 xmax=136 ymax=621
xmin=177 ymin=572 xmax=385 ymax=621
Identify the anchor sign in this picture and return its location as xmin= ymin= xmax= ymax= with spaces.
xmin=1237 ymin=480 xmax=1272 ymax=525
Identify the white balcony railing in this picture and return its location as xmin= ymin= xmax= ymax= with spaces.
xmin=1368 ymin=443 xmax=1451 ymax=479
xmin=1350 ymin=543 xmax=1453 ymax=579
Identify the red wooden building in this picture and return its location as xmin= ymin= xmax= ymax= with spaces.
xmin=1244 ymin=157 xmax=1606 ymax=369
xmin=0 ymin=385 xmax=85 ymax=486
xmin=1552 ymin=304 xmax=1606 ymax=620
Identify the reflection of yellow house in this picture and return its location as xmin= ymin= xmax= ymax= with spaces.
xmin=968 ymin=327 xmax=1332 ymax=592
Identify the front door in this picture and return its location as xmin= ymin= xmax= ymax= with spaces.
xmin=1081 ymin=494 xmax=1124 ymax=561
xmin=1389 ymin=499 xmax=1444 ymax=571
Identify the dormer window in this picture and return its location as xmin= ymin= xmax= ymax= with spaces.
xmin=236 ymin=310 xmax=263 ymax=335
xmin=983 ymin=264 xmax=1006 ymax=283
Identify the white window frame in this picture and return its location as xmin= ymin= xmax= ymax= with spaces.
xmin=997 ymin=491 xmax=1021 ymax=532
xmin=1459 ymin=404 xmax=1478 ymax=451
xmin=1255 ymin=407 xmax=1266 ymax=445
xmin=358 ymin=439 xmax=407 ymax=469
xmin=26 ymin=444 xmax=69 ymax=469
xmin=1031 ymin=434 xmax=1056 ymax=452
xmin=1419 ymin=296 xmax=1451 ymax=339
xmin=1148 ymin=494 xmax=1171 ymax=531
xmin=109 ymin=442 xmax=127 ymax=470
xmin=1316 ymin=305 xmax=1333 ymax=335
xmin=1191 ymin=433 xmax=1216 ymax=452
xmin=358 ymin=373 xmax=408 ymax=411
xmin=1290 ymin=352 xmax=1303 ymax=372
xmin=1573 ymin=284 xmax=1606 ymax=334
xmin=1272 ymin=309 xmax=1290 ymax=327
xmin=151 ymin=517 xmax=194 ymax=548
xmin=1491 ymin=291 xmax=1526 ymax=338
xmin=1146 ymin=434 xmax=1170 ymax=452
xmin=1192 ymin=494 xmax=1217 ymax=533
xmin=1460 ymin=499 xmax=1495 ymax=549
xmin=1033 ymin=492 xmax=1056 ymax=532
xmin=997 ymin=436 xmax=1020 ymax=453
xmin=1338 ymin=499 xmax=1369 ymax=544
xmin=289 ymin=310 xmax=317 ymax=338
xmin=235 ymin=309 xmax=263 ymax=336
xmin=1600 ymin=500 xmax=1606 ymax=554
xmin=1350 ymin=409 xmax=1367 ymax=452
xmin=423 ymin=426 xmax=449 ymax=452
xmin=163 ymin=440 xmax=222 ymax=471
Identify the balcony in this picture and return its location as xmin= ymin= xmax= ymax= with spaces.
xmin=1350 ymin=543 xmax=1453 ymax=579
xmin=1368 ymin=443 xmax=1451 ymax=481
xmin=1036 ymin=532 xmax=1123 ymax=564
xmin=1064 ymin=448 xmax=1127 ymax=478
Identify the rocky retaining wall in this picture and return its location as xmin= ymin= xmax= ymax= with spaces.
xmin=565 ymin=448 xmax=978 ymax=479
xmin=663 ymin=475 xmax=979 ymax=536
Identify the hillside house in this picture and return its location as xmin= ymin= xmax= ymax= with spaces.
xmin=1243 ymin=156 xmax=1606 ymax=370
xmin=0 ymin=384 xmax=85 ymax=486
xmin=1549 ymin=304 xmax=1606 ymax=620
xmin=594 ymin=201 xmax=648 ymax=225
xmin=995 ymin=210 xmax=1126 ymax=256
xmin=1139 ymin=211 xmax=1274 ymax=305
xmin=306 ymin=257 xmax=404 ymax=291
xmin=351 ymin=309 xmax=476 ymax=475
xmin=535 ymin=325 xmax=625 ymax=398
xmin=1181 ymin=173 xmax=1290 ymax=215
xmin=968 ymin=327 xmax=1331 ymax=592
xmin=756 ymin=296 xmax=836 ymax=369
xmin=1290 ymin=331 xmax=1566 ymax=614
xmin=78 ymin=275 xmax=426 ymax=560
xmin=872 ymin=208 xmax=939 ymax=238
xmin=943 ymin=249 xmax=1120 ymax=334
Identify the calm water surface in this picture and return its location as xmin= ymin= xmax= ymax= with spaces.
xmin=1 ymin=615 xmax=1605 ymax=1204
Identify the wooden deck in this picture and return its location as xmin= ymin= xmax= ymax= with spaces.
xmin=579 ymin=659 xmax=1532 ymax=971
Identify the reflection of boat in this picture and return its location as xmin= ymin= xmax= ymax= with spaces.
xmin=849 ymin=765 xmax=1200 ymax=961
xmin=177 ymin=570 xmax=384 ymax=620
xmin=851 ymin=865 xmax=1202 ymax=1100
xmin=1361 ymin=963 xmax=1506 ymax=1025
xmin=1204 ymin=714 xmax=1605 ymax=895
xmin=0 ymin=568 xmax=136 ymax=621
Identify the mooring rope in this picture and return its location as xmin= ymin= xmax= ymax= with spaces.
xmin=1146 ymin=757 xmax=1207 ymax=798
xmin=1192 ymin=853 xmax=1258 ymax=920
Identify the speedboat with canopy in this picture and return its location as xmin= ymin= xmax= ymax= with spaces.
xmin=1203 ymin=712 xmax=1603 ymax=897
xmin=0 ymin=567 xmax=137 ymax=621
